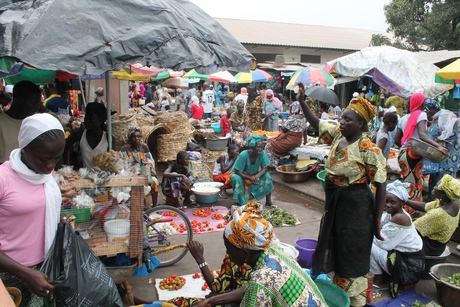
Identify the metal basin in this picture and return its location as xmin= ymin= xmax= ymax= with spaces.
xmin=411 ymin=138 xmax=448 ymax=163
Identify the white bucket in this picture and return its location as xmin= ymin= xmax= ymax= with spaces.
xmin=279 ymin=242 xmax=300 ymax=260
xmin=104 ymin=219 xmax=130 ymax=242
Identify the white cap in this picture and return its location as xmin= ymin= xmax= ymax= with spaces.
xmin=352 ymin=92 xmax=359 ymax=98
xmin=5 ymin=85 xmax=13 ymax=94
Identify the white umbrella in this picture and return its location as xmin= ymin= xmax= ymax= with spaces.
xmin=208 ymin=70 xmax=237 ymax=84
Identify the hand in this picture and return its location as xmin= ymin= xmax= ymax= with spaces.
xmin=252 ymin=176 xmax=260 ymax=185
xmin=195 ymin=299 xmax=213 ymax=307
xmin=24 ymin=269 xmax=54 ymax=297
xmin=188 ymin=240 xmax=205 ymax=263
xmin=278 ymin=113 xmax=283 ymax=119
xmin=183 ymin=175 xmax=191 ymax=186
xmin=438 ymin=146 xmax=449 ymax=157
xmin=373 ymin=220 xmax=384 ymax=241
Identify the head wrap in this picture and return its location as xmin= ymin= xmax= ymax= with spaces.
xmin=5 ymin=84 xmax=13 ymax=94
xmin=227 ymin=92 xmax=234 ymax=99
xmin=95 ymin=87 xmax=104 ymax=95
xmin=386 ymin=180 xmax=410 ymax=203
xmin=265 ymin=89 xmax=274 ymax=100
xmin=346 ymin=96 xmax=376 ymax=123
xmin=409 ymin=93 xmax=425 ymax=112
xmin=247 ymin=135 xmax=264 ymax=147
xmin=424 ymin=98 xmax=440 ymax=112
xmin=240 ymin=87 xmax=248 ymax=95
xmin=438 ymin=174 xmax=460 ymax=201
xmin=236 ymin=99 xmax=245 ymax=107
xmin=352 ymin=92 xmax=359 ymax=98
xmin=291 ymin=101 xmax=301 ymax=114
xmin=386 ymin=106 xmax=397 ymax=114
xmin=224 ymin=201 xmax=274 ymax=251
xmin=191 ymin=96 xmax=199 ymax=105
xmin=85 ymin=102 xmax=108 ymax=123
xmin=128 ymin=127 xmax=142 ymax=139
xmin=19 ymin=113 xmax=64 ymax=149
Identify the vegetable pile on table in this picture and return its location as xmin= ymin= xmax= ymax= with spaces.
xmin=159 ymin=275 xmax=186 ymax=291
xmin=262 ymin=207 xmax=298 ymax=226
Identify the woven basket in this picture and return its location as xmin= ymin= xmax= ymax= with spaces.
xmin=145 ymin=124 xmax=173 ymax=162
xmin=156 ymin=132 xmax=189 ymax=162
xmin=189 ymin=160 xmax=212 ymax=182
xmin=134 ymin=111 xmax=155 ymax=127
xmin=155 ymin=111 xmax=194 ymax=135
xmin=202 ymin=149 xmax=227 ymax=173
xmin=112 ymin=114 xmax=138 ymax=151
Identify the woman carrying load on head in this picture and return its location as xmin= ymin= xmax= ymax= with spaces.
xmin=121 ymin=127 xmax=159 ymax=207
xmin=298 ymin=82 xmax=387 ymax=307
xmin=394 ymin=93 xmax=449 ymax=208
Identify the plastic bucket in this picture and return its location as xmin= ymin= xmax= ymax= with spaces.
xmin=295 ymin=238 xmax=317 ymax=269
xmin=104 ymin=219 xmax=130 ymax=242
xmin=279 ymin=242 xmax=299 ymax=260
xmin=316 ymin=170 xmax=326 ymax=191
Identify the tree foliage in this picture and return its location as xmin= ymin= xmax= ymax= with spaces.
xmin=383 ymin=0 xmax=460 ymax=51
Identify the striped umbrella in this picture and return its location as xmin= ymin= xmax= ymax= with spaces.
xmin=234 ymin=69 xmax=272 ymax=83
xmin=287 ymin=66 xmax=336 ymax=89
xmin=183 ymin=69 xmax=209 ymax=80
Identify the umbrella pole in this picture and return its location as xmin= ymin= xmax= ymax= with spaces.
xmin=78 ymin=76 xmax=87 ymax=107
xmin=105 ymin=71 xmax=112 ymax=150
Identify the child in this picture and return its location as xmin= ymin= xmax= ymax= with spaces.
xmin=220 ymin=108 xmax=233 ymax=137
xmin=160 ymin=95 xmax=170 ymax=111
xmin=376 ymin=112 xmax=398 ymax=159
xmin=212 ymin=144 xmax=239 ymax=198
xmin=319 ymin=103 xmax=329 ymax=120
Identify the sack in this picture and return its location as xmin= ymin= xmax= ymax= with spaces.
xmin=41 ymin=223 xmax=123 ymax=307
xmin=186 ymin=141 xmax=202 ymax=152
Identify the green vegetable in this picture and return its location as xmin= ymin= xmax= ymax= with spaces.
xmin=411 ymin=301 xmax=425 ymax=307
xmin=262 ymin=207 xmax=298 ymax=226
xmin=441 ymin=272 xmax=460 ymax=287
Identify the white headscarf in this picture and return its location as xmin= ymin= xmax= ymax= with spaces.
xmin=191 ymin=95 xmax=199 ymax=105
xmin=386 ymin=180 xmax=410 ymax=203
xmin=9 ymin=113 xmax=64 ymax=256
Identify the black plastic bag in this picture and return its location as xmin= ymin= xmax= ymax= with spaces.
xmin=41 ymin=223 xmax=123 ymax=306
xmin=186 ymin=141 xmax=202 ymax=152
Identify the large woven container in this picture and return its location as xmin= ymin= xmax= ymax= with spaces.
xmin=145 ymin=124 xmax=173 ymax=162
xmin=189 ymin=160 xmax=212 ymax=182
xmin=112 ymin=114 xmax=138 ymax=151
xmin=156 ymin=132 xmax=188 ymax=162
xmin=155 ymin=111 xmax=193 ymax=135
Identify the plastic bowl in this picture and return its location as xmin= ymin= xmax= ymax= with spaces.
xmin=194 ymin=182 xmax=224 ymax=189
xmin=411 ymin=138 xmax=448 ymax=163
xmin=314 ymin=279 xmax=350 ymax=307
xmin=276 ymin=164 xmax=312 ymax=183
xmin=211 ymin=122 xmax=222 ymax=133
xmin=191 ymin=186 xmax=220 ymax=204
xmin=295 ymin=238 xmax=317 ymax=269
xmin=104 ymin=219 xmax=130 ymax=242
xmin=279 ymin=242 xmax=299 ymax=260
xmin=316 ymin=170 xmax=326 ymax=191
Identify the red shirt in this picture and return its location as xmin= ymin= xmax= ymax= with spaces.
xmin=190 ymin=103 xmax=204 ymax=119
xmin=220 ymin=115 xmax=231 ymax=136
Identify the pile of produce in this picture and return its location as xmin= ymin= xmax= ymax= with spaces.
xmin=158 ymin=275 xmax=186 ymax=291
xmin=441 ymin=271 xmax=460 ymax=287
xmin=262 ymin=207 xmax=298 ymax=226
xmin=252 ymin=130 xmax=279 ymax=137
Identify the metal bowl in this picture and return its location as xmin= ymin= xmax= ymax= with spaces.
xmin=276 ymin=164 xmax=312 ymax=183
xmin=411 ymin=138 xmax=448 ymax=163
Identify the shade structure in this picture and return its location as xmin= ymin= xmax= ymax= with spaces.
xmin=111 ymin=69 xmax=151 ymax=82
xmin=183 ymin=69 xmax=209 ymax=81
xmin=162 ymin=77 xmax=189 ymax=89
xmin=208 ymin=70 xmax=237 ymax=84
xmin=325 ymin=46 xmax=449 ymax=99
xmin=150 ymin=69 xmax=184 ymax=81
xmin=305 ymin=86 xmax=340 ymax=106
xmin=234 ymin=69 xmax=273 ymax=84
xmin=0 ymin=0 xmax=255 ymax=75
xmin=435 ymin=58 xmax=460 ymax=84
xmin=286 ymin=66 xmax=336 ymax=89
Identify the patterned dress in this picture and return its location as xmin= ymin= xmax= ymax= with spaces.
xmin=312 ymin=120 xmax=386 ymax=307
xmin=262 ymin=100 xmax=282 ymax=132
xmin=229 ymin=111 xmax=251 ymax=147
xmin=242 ymin=246 xmax=326 ymax=306
xmin=246 ymin=96 xmax=264 ymax=131
xmin=230 ymin=150 xmax=274 ymax=206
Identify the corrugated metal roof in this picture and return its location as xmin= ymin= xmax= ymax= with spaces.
xmin=215 ymin=18 xmax=391 ymax=51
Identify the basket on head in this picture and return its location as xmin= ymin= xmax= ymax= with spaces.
xmin=112 ymin=114 xmax=139 ymax=151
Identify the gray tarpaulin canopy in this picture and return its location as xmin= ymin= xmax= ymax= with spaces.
xmin=0 ymin=0 xmax=255 ymax=75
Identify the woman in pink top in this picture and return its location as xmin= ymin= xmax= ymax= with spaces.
xmin=0 ymin=113 xmax=65 ymax=306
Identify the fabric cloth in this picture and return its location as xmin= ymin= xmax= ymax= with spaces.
xmin=161 ymin=162 xmax=193 ymax=205
xmin=9 ymin=149 xmax=61 ymax=258
xmin=80 ymin=130 xmax=109 ymax=168
xmin=247 ymin=135 xmax=264 ymax=147
xmin=438 ymin=174 xmax=460 ymax=201
xmin=398 ymin=148 xmax=423 ymax=203
xmin=242 ymin=246 xmax=327 ymax=306
xmin=266 ymin=116 xmax=305 ymax=165
xmin=317 ymin=121 xmax=387 ymax=186
xmin=229 ymin=111 xmax=251 ymax=147
xmin=246 ymin=96 xmax=264 ymax=131
xmin=202 ymin=89 xmax=215 ymax=113
xmin=347 ymin=96 xmax=376 ymax=123
xmin=219 ymin=115 xmax=231 ymax=136
xmin=0 ymin=112 xmax=22 ymax=163
xmin=230 ymin=150 xmax=274 ymax=206
xmin=414 ymin=199 xmax=460 ymax=247
xmin=45 ymin=95 xmax=70 ymax=115
xmin=331 ymin=272 xmax=367 ymax=307
xmin=262 ymin=100 xmax=282 ymax=132
xmin=224 ymin=201 xmax=273 ymax=251
xmin=376 ymin=130 xmax=391 ymax=159
xmin=121 ymin=145 xmax=158 ymax=192
xmin=401 ymin=93 xmax=425 ymax=144
xmin=386 ymin=180 xmax=410 ymax=203
xmin=424 ymin=98 xmax=440 ymax=112
xmin=18 ymin=113 xmax=64 ymax=149
xmin=398 ymin=112 xmax=428 ymax=150
xmin=212 ymin=153 xmax=230 ymax=175
xmin=190 ymin=103 xmax=204 ymax=119
xmin=384 ymin=96 xmax=408 ymax=117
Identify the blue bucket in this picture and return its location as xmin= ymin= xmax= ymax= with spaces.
xmin=295 ymin=238 xmax=317 ymax=269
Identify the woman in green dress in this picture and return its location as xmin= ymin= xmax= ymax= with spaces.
xmin=230 ymin=136 xmax=275 ymax=208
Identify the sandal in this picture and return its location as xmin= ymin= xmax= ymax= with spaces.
xmin=265 ymin=204 xmax=277 ymax=209
xmin=184 ymin=201 xmax=199 ymax=208
xmin=219 ymin=192 xmax=228 ymax=199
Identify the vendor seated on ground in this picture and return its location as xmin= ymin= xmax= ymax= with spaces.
xmin=265 ymin=101 xmax=307 ymax=167
xmin=229 ymin=136 xmax=275 ymax=208
xmin=213 ymin=144 xmax=239 ymax=199
xmin=161 ymin=151 xmax=199 ymax=208
xmin=229 ymin=101 xmax=251 ymax=147
xmin=405 ymin=174 xmax=460 ymax=256
xmin=370 ymin=181 xmax=425 ymax=297
xmin=121 ymin=127 xmax=159 ymax=207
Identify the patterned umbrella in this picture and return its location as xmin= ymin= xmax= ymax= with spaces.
xmin=234 ymin=69 xmax=273 ymax=84
xmin=286 ymin=66 xmax=336 ymax=89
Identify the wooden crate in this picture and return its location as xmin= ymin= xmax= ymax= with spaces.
xmin=72 ymin=177 xmax=147 ymax=263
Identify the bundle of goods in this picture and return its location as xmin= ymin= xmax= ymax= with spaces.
xmin=188 ymin=160 xmax=212 ymax=182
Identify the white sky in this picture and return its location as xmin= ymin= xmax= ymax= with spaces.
xmin=190 ymin=0 xmax=391 ymax=32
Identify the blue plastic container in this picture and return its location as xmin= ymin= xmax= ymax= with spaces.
xmin=211 ymin=122 xmax=221 ymax=133
xmin=295 ymin=238 xmax=317 ymax=269
xmin=281 ymin=112 xmax=289 ymax=119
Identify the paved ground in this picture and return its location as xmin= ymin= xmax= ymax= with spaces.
xmin=129 ymin=171 xmax=460 ymax=306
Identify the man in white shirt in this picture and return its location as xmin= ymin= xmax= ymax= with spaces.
xmin=202 ymin=83 xmax=215 ymax=119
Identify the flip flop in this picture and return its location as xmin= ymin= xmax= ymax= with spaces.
xmin=219 ymin=192 xmax=228 ymax=199
xmin=265 ymin=204 xmax=277 ymax=209
xmin=184 ymin=201 xmax=199 ymax=208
